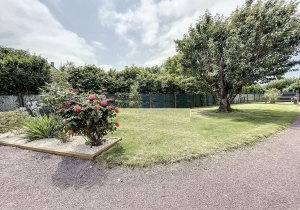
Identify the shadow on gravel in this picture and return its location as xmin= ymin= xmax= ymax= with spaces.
xmin=51 ymin=156 xmax=108 ymax=190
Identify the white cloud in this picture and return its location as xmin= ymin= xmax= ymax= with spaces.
xmin=98 ymin=0 xmax=246 ymax=67
xmin=99 ymin=64 xmax=113 ymax=71
xmin=0 ymin=0 xmax=100 ymax=67
xmin=92 ymin=41 xmax=106 ymax=50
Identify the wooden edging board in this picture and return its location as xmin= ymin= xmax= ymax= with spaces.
xmin=0 ymin=137 xmax=122 ymax=160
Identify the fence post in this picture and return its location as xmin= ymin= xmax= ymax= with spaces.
xmin=18 ymin=93 xmax=24 ymax=107
xmin=174 ymin=93 xmax=177 ymax=108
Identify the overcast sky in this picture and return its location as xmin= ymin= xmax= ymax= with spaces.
xmin=0 ymin=0 xmax=299 ymax=77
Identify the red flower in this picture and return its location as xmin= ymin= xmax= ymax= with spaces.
xmin=68 ymin=129 xmax=74 ymax=134
xmin=100 ymin=100 xmax=107 ymax=107
xmin=108 ymin=105 xmax=113 ymax=109
xmin=61 ymin=108 xmax=65 ymax=112
xmin=88 ymin=95 xmax=96 ymax=101
xmin=115 ymin=107 xmax=120 ymax=113
xmin=72 ymin=88 xmax=77 ymax=92
xmin=115 ymin=122 xmax=120 ymax=127
xmin=94 ymin=105 xmax=100 ymax=110
xmin=74 ymin=105 xmax=82 ymax=113
xmin=108 ymin=97 xmax=113 ymax=101
xmin=65 ymin=101 xmax=71 ymax=107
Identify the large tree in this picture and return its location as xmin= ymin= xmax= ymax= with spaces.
xmin=175 ymin=0 xmax=300 ymax=112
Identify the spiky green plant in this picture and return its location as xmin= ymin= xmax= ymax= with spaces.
xmin=22 ymin=115 xmax=58 ymax=141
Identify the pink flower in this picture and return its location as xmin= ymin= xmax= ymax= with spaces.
xmin=108 ymin=105 xmax=113 ymax=109
xmin=74 ymin=105 xmax=82 ymax=113
xmin=108 ymin=97 xmax=113 ymax=102
xmin=115 ymin=107 xmax=120 ymax=113
xmin=100 ymin=100 xmax=107 ymax=107
xmin=72 ymin=88 xmax=77 ymax=92
xmin=75 ymin=98 xmax=79 ymax=101
xmin=61 ymin=108 xmax=65 ymax=112
xmin=65 ymin=101 xmax=71 ymax=107
xmin=68 ymin=129 xmax=74 ymax=134
xmin=115 ymin=122 xmax=120 ymax=127
xmin=88 ymin=95 xmax=96 ymax=101
xmin=85 ymin=128 xmax=89 ymax=132
xmin=94 ymin=105 xmax=100 ymax=110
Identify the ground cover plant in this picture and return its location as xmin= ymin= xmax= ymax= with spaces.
xmin=0 ymin=110 xmax=32 ymax=134
xmin=97 ymin=103 xmax=300 ymax=167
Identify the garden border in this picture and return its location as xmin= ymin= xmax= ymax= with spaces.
xmin=0 ymin=137 xmax=122 ymax=160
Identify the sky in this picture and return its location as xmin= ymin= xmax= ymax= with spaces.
xmin=0 ymin=0 xmax=299 ymax=78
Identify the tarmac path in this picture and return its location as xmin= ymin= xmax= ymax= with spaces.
xmin=1 ymin=115 xmax=300 ymax=210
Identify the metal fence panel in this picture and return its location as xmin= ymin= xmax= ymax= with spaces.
xmin=0 ymin=95 xmax=20 ymax=112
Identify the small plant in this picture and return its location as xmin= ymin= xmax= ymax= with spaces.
xmin=263 ymin=88 xmax=281 ymax=103
xmin=22 ymin=115 xmax=58 ymax=141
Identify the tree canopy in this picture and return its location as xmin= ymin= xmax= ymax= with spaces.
xmin=175 ymin=0 xmax=300 ymax=111
xmin=0 ymin=46 xmax=51 ymax=94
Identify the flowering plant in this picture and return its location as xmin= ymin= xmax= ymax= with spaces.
xmin=54 ymin=89 xmax=119 ymax=147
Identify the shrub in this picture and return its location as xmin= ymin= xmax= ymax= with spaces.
xmin=264 ymin=78 xmax=300 ymax=91
xmin=263 ymin=88 xmax=281 ymax=103
xmin=42 ymin=87 xmax=119 ymax=147
xmin=0 ymin=110 xmax=32 ymax=134
xmin=283 ymin=80 xmax=300 ymax=92
xmin=128 ymin=82 xmax=142 ymax=108
xmin=22 ymin=115 xmax=58 ymax=141
xmin=115 ymin=92 xmax=130 ymax=108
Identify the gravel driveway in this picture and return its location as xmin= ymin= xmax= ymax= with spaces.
xmin=1 ymin=115 xmax=300 ymax=210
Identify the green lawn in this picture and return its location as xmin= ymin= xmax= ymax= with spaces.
xmin=99 ymin=103 xmax=300 ymax=167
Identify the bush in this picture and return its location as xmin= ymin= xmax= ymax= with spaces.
xmin=22 ymin=115 xmax=58 ymax=141
xmin=264 ymin=78 xmax=300 ymax=91
xmin=263 ymin=88 xmax=281 ymax=103
xmin=0 ymin=110 xmax=32 ymax=134
xmin=42 ymin=87 xmax=119 ymax=147
xmin=283 ymin=80 xmax=300 ymax=92
xmin=128 ymin=82 xmax=142 ymax=108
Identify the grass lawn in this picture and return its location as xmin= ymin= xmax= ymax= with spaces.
xmin=97 ymin=103 xmax=300 ymax=167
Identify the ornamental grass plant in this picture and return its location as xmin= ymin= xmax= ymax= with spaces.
xmin=22 ymin=115 xmax=58 ymax=141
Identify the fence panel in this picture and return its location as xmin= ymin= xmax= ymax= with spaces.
xmin=0 ymin=95 xmax=20 ymax=112
xmin=22 ymin=94 xmax=42 ymax=107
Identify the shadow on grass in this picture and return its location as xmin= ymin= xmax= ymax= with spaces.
xmin=193 ymin=106 xmax=300 ymax=126
xmin=95 ymin=143 xmax=127 ymax=168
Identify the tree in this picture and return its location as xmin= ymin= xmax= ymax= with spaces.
xmin=0 ymin=46 xmax=51 ymax=94
xmin=68 ymin=64 xmax=106 ymax=93
xmin=175 ymin=0 xmax=300 ymax=112
xmin=163 ymin=54 xmax=184 ymax=75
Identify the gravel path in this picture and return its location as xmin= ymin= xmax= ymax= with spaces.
xmin=1 ymin=115 xmax=300 ymax=210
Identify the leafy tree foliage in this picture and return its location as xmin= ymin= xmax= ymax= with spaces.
xmin=241 ymin=84 xmax=265 ymax=94
xmin=0 ymin=46 xmax=51 ymax=94
xmin=175 ymin=0 xmax=300 ymax=111
xmin=264 ymin=77 xmax=300 ymax=91
xmin=68 ymin=64 xmax=106 ymax=94
xmin=163 ymin=54 xmax=184 ymax=75
xmin=66 ymin=63 xmax=200 ymax=94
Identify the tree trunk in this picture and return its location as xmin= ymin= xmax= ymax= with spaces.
xmin=217 ymin=88 xmax=232 ymax=112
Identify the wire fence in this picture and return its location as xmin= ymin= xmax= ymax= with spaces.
xmin=0 ymin=93 xmax=264 ymax=112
